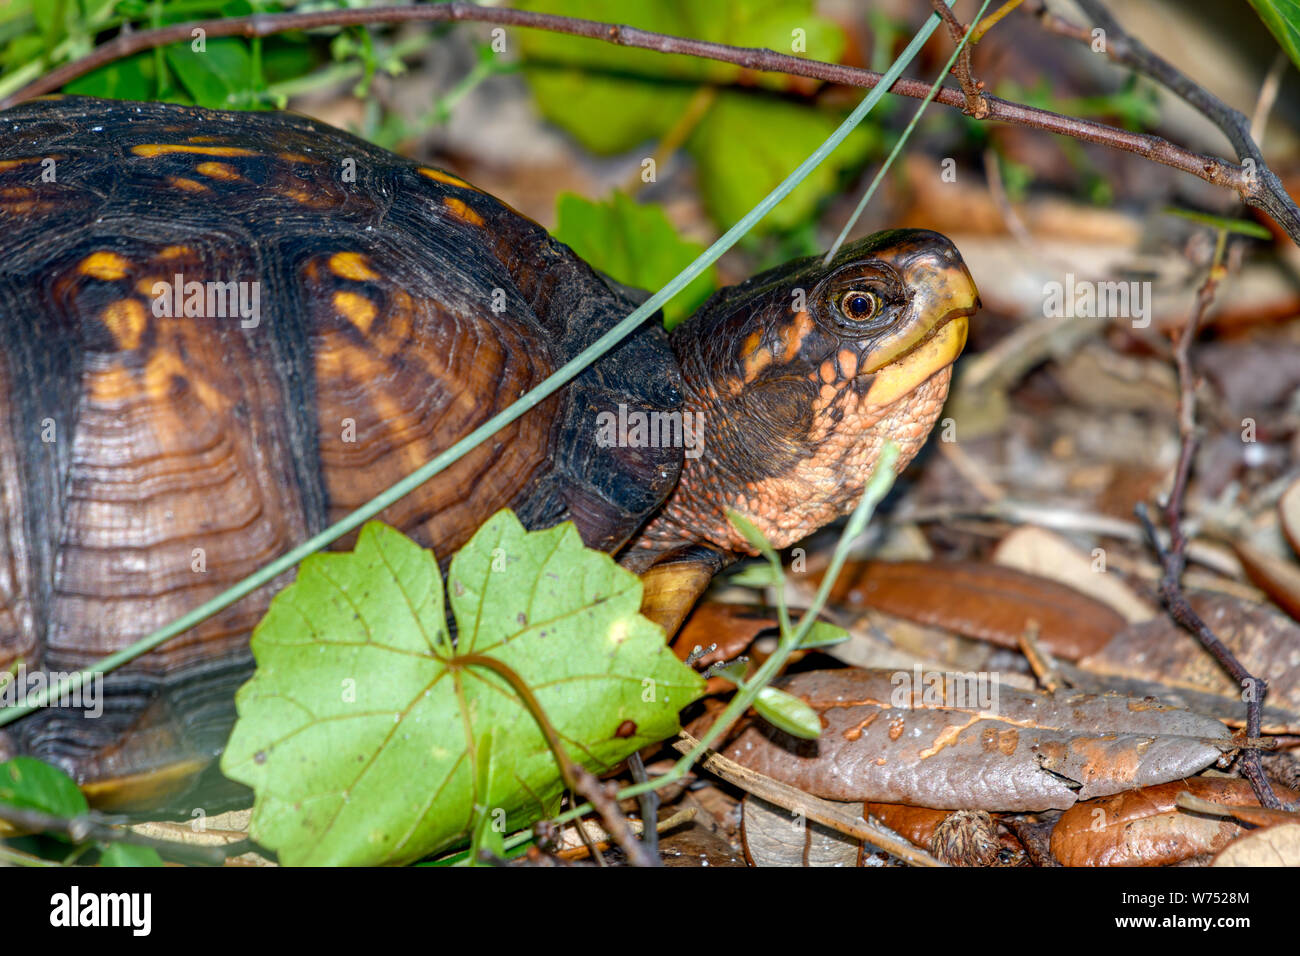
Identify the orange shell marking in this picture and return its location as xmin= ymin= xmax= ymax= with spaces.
xmin=79 ymin=252 xmax=131 ymax=281
xmin=419 ymin=167 xmax=475 ymax=189
xmin=166 ymin=176 xmax=209 ymax=193
xmin=333 ymin=291 xmax=378 ymax=334
xmin=132 ymin=144 xmax=257 ymax=158
xmin=442 ymin=196 xmax=484 ymax=226
xmin=101 ymin=300 xmax=147 ymax=350
xmin=195 ymin=161 xmax=242 ymax=181
xmin=329 ymin=252 xmax=380 ymax=282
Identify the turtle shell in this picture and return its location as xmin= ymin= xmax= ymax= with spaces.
xmin=0 ymin=96 xmax=682 ymax=804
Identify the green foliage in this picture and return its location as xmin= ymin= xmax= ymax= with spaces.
xmin=0 ymin=0 xmax=401 ymax=110
xmin=0 ymin=756 xmax=161 ymax=864
xmin=517 ymin=0 xmax=877 ymax=233
xmin=689 ymin=91 xmax=874 ymax=234
xmin=0 ymin=756 xmax=88 ymax=819
xmin=1249 ymin=0 xmax=1300 ymax=72
xmin=1164 ymin=205 xmax=1273 ymax=239
xmin=221 ymin=513 xmax=705 ymax=866
xmin=753 ymin=684 xmax=822 ymax=739
xmin=98 ymin=843 xmax=164 ymax=866
xmin=554 ymin=192 xmax=717 ymax=329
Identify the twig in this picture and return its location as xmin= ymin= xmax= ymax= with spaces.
xmin=969 ymin=0 xmax=1028 ymax=45
xmin=672 ymin=733 xmax=946 ymax=866
xmin=567 ymin=765 xmax=659 ymax=867
xmin=1042 ymin=0 xmax=1299 ymax=241
xmin=626 ymin=751 xmax=660 ymax=858
xmin=0 ymin=803 xmax=228 ymax=866
xmin=1017 ymin=621 xmax=1064 ymax=692
xmin=565 ymin=794 xmax=606 ymax=867
xmin=1176 ymin=790 xmax=1300 ymax=828
xmin=1134 ymin=245 xmax=1292 ymax=811
xmin=982 ymin=145 xmax=1037 ymax=250
xmin=1 ymin=3 xmax=1292 ymax=241
xmin=556 ymin=806 xmax=696 ymax=862
xmin=929 ymin=0 xmax=988 ymax=117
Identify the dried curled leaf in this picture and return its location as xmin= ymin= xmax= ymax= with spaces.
xmin=819 ymin=561 xmax=1125 ymax=660
xmin=1076 ymin=592 xmax=1300 ymax=732
xmin=863 ymin=802 xmax=1024 ymax=865
xmin=710 ymin=668 xmax=1231 ymax=812
xmin=863 ymin=802 xmax=953 ymax=848
xmin=1050 ymin=778 xmax=1299 ymax=867
xmin=1282 ymin=477 xmax=1300 ymax=559
xmin=742 ymin=794 xmax=862 ymax=867
xmin=1213 ymin=823 xmax=1300 ymax=866
xmin=1233 ymin=541 xmax=1300 ymax=624
xmin=991 ymin=526 xmax=1156 ymax=623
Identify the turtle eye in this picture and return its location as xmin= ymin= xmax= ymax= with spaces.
xmin=839 ymin=290 xmax=879 ymax=322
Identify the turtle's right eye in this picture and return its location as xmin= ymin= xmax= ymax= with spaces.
xmin=840 ymin=291 xmax=878 ymax=322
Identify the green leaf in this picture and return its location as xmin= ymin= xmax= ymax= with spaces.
xmin=222 ymin=514 xmax=704 ymax=866
xmin=99 ymin=843 xmax=164 ymax=867
xmin=688 ymin=91 xmax=875 ymax=233
xmin=727 ymin=563 xmax=784 ymax=589
xmin=520 ymin=67 xmax=694 ymax=154
xmin=0 ymin=757 xmax=88 ymax=819
xmin=465 ymin=730 xmax=504 ymax=866
xmin=166 ymin=38 xmax=252 ymax=109
xmin=1163 ymin=205 xmax=1273 ymax=239
xmin=1249 ymin=0 xmax=1300 ymax=72
xmin=754 ymin=685 xmax=822 ymax=739
xmin=554 ymin=192 xmax=717 ymax=329
xmin=63 ymin=55 xmax=154 ymax=101
xmin=726 ymin=509 xmax=780 ymax=564
xmin=516 ymin=0 xmax=871 ymax=232
xmin=710 ymin=661 xmax=750 ymax=686
xmin=797 ymin=620 xmax=849 ymax=649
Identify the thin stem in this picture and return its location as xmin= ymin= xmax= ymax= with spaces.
xmin=0 ymin=3 xmax=1288 ymax=240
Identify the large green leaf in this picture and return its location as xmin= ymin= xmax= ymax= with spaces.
xmin=516 ymin=0 xmax=867 ymax=233
xmin=222 ymin=513 xmax=703 ymax=866
xmin=99 ymin=843 xmax=164 ymax=867
xmin=0 ymin=756 xmax=87 ymax=819
xmin=554 ymin=192 xmax=717 ymax=329
xmin=1249 ymin=0 xmax=1300 ymax=72
xmin=687 ymin=90 xmax=876 ymax=233
xmin=165 ymin=38 xmax=253 ymax=109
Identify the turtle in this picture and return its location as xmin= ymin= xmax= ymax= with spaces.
xmin=0 ymin=95 xmax=978 ymax=811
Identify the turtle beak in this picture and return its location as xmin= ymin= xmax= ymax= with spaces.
xmin=863 ymin=232 xmax=979 ymax=407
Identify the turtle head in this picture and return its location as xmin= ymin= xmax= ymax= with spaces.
xmin=635 ymin=229 xmax=978 ymax=558
xmin=715 ymin=228 xmax=977 ymax=411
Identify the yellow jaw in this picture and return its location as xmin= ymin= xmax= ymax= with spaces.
xmin=864 ymin=314 xmax=968 ymax=407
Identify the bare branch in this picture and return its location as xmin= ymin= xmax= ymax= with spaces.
xmin=1 ymin=2 xmax=1292 ymax=241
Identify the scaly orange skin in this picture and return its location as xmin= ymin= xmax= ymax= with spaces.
xmin=629 ymin=229 xmax=978 ymax=563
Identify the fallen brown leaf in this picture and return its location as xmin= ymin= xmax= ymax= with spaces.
xmin=1280 ymin=476 xmax=1300 ymax=559
xmin=708 ymin=668 xmax=1231 ymax=812
xmin=818 ymin=561 xmax=1125 ymax=660
xmin=1076 ymin=592 xmax=1300 ymax=732
xmin=1050 ymin=778 xmax=1298 ymax=867
xmin=1212 ymin=823 xmax=1300 ymax=866
xmin=1232 ymin=541 xmax=1300 ymax=624
xmin=742 ymin=794 xmax=862 ymax=867
xmin=991 ymin=525 xmax=1156 ymax=623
